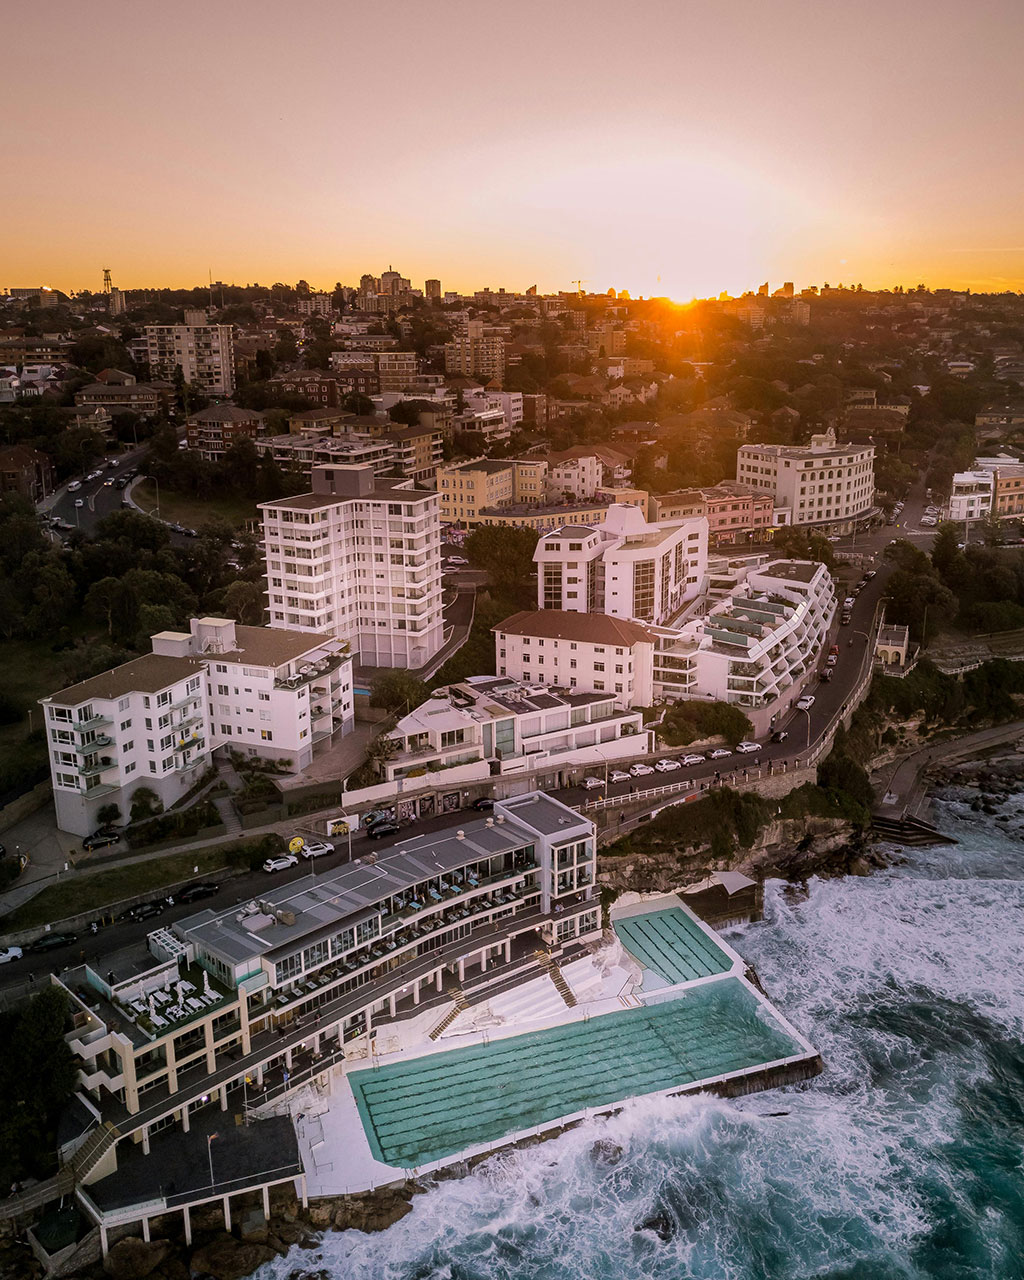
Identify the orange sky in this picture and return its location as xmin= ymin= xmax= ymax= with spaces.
xmin=5 ymin=0 xmax=1024 ymax=299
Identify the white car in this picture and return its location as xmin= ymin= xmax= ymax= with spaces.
xmin=446 ymin=556 xmax=468 ymax=566
xmin=581 ymin=776 xmax=604 ymax=790
xmin=67 ymin=480 xmax=82 ymax=492
xmin=655 ymin=758 xmax=682 ymax=772
xmin=797 ymin=695 xmax=815 ymax=711
xmin=299 ymin=839 xmax=335 ymax=859
xmin=826 ymin=653 xmax=838 ymax=667
xmin=679 ymin=754 xmax=706 ymax=767
xmin=736 ymin=741 xmax=760 ymax=754
xmin=74 ymin=498 xmax=84 ymax=507
xmin=844 ymin=597 xmax=855 ymax=608
xmin=262 ymin=854 xmax=299 ymax=873
xmin=708 ymin=748 xmax=732 ymax=759
xmin=609 ymin=770 xmax=631 ymax=783
xmin=630 ymin=762 xmax=655 ymax=776
xmin=0 ymin=946 xmax=23 ymax=964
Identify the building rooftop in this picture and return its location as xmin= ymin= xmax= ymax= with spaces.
xmin=758 ymin=560 xmax=820 ymax=584
xmin=495 ymin=610 xmax=656 ymax=647
xmin=187 ymin=405 xmax=266 ymax=423
xmin=45 ymin=653 xmax=205 ymax=707
xmin=213 ymin=624 xmax=346 ymax=670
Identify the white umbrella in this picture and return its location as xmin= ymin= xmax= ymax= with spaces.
xmin=203 ymin=971 xmax=212 ymax=996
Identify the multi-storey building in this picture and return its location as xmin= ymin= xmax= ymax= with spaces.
xmin=267 ymin=372 xmax=341 ymax=407
xmin=0 ymin=443 xmax=54 ymax=502
xmin=549 ymin=453 xmax=603 ymax=500
xmin=375 ymin=351 xmax=418 ymax=392
xmin=494 ymin=613 xmax=657 ymax=707
xmin=534 ymin=504 xmax=708 ymax=625
xmin=650 ymin=483 xmax=775 ymax=545
xmin=185 ymin=405 xmax=267 ymax=460
xmin=948 ymin=470 xmax=994 ymax=523
xmin=383 ymin=425 xmax=444 ymax=482
xmin=41 ymin=654 xmax=211 ymax=837
xmin=444 ymin=321 xmax=506 ymax=383
xmin=40 ymin=619 xmax=355 ymax=836
xmin=437 ymin=458 xmax=515 ymax=522
xmin=260 ymin=464 xmax=444 ymax=670
xmin=425 ymin=278 xmax=442 ymax=300
xmin=385 ymin=675 xmax=650 ymax=779
xmin=255 ymin=433 xmax=395 ymax=478
xmin=144 ymin=322 xmax=236 ymax=396
xmin=74 ymin=379 xmax=173 ymax=418
xmin=992 ymin=465 xmax=1024 ymax=519
xmin=297 ymin=293 xmax=333 ymax=317
xmin=736 ymin=430 xmax=875 ymax=532
xmin=152 ymin=617 xmax=353 ymax=772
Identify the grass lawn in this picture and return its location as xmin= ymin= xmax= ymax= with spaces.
xmin=0 ymin=636 xmax=89 ymax=773
xmin=133 ymin=480 xmax=259 ymax=530
xmin=0 ymin=848 xmax=230 ymax=931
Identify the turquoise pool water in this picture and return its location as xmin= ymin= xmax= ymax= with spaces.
xmin=614 ymin=907 xmax=733 ymax=985
xmin=349 ymin=978 xmax=803 ymax=1168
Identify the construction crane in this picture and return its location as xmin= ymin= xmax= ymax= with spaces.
xmin=102 ymin=268 xmax=112 ymax=294
xmin=571 ymin=279 xmax=588 ymax=299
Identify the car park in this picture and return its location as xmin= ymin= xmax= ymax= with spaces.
xmin=797 ymin=695 xmax=815 ymax=711
xmin=0 ymin=946 xmax=23 ymax=964
xmin=82 ymin=828 xmax=121 ymax=851
xmin=177 ymin=882 xmax=220 ymax=903
xmin=26 ymin=932 xmax=78 ymax=953
xmin=708 ymin=748 xmax=732 ymax=759
xmin=609 ymin=769 xmax=631 ymax=783
xmin=629 ymin=762 xmax=655 ymax=776
xmin=736 ymin=741 xmax=760 ymax=753
xmin=299 ymin=839 xmax=335 ymax=859
xmin=655 ymin=758 xmax=682 ymax=771
xmin=263 ymin=854 xmax=299 ymax=872
xmin=366 ymin=822 xmax=400 ymax=839
xmin=770 ymin=729 xmax=789 ymax=742
xmin=471 ymin=797 xmax=494 ymax=810
xmin=582 ymin=776 xmax=604 ymax=789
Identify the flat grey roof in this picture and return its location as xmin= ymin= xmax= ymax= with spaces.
xmin=498 ymin=793 xmax=591 ymax=838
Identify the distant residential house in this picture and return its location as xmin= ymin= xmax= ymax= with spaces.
xmin=0 ymin=444 xmax=54 ymax=502
xmin=185 ymin=405 xmax=267 ymax=460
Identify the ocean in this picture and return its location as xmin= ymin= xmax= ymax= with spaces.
xmin=257 ymin=793 xmax=1024 ymax=1280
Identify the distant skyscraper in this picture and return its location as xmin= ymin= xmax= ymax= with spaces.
xmin=425 ymin=278 xmax=441 ymax=300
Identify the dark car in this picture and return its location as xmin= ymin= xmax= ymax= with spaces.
xmin=82 ymin=828 xmax=121 ymax=851
xmin=177 ymin=882 xmax=220 ymax=904
xmin=366 ymin=822 xmax=401 ymax=840
xmin=27 ymin=931 xmax=78 ymax=952
xmin=472 ymin=797 xmax=495 ymax=810
xmin=770 ymin=729 xmax=789 ymax=743
xmin=131 ymin=902 xmax=164 ymax=922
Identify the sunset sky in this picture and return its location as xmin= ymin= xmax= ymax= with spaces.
xmin=6 ymin=0 xmax=1024 ymax=299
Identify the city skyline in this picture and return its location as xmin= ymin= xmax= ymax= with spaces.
xmin=6 ymin=0 xmax=1024 ymax=300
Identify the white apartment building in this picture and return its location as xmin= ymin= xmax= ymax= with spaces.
xmin=255 ymin=434 xmax=395 ymax=478
xmin=385 ymin=675 xmax=650 ymax=780
xmin=42 ymin=655 xmax=211 ymax=838
xmin=151 ymin=617 xmax=353 ymax=772
xmin=41 ymin=619 xmax=355 ymax=836
xmin=455 ymin=391 xmax=510 ymax=444
xmin=497 ymin=560 xmax=836 ymax=736
xmin=534 ymin=504 xmax=708 ymax=625
xmin=260 ymin=464 xmax=444 ymax=671
xmin=948 ymin=470 xmax=994 ymax=523
xmin=736 ymin=430 xmax=875 ymax=532
xmin=144 ymin=323 xmax=236 ymax=396
xmin=549 ymin=454 xmax=603 ymax=501
xmin=495 ymin=612 xmax=658 ymax=707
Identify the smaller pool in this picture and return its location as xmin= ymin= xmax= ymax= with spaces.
xmin=615 ymin=906 xmax=733 ymax=986
xmin=353 ymin=686 xmax=371 ymax=697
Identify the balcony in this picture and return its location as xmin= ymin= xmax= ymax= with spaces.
xmin=75 ymin=734 xmax=114 ymax=753
xmin=80 ymin=756 xmax=117 ymax=778
xmin=75 ymin=714 xmax=112 ymax=733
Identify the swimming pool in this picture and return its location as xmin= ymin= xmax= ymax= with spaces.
xmin=349 ymin=977 xmax=803 ymax=1169
xmin=614 ymin=906 xmax=734 ymax=985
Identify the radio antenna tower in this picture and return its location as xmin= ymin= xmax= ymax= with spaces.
xmin=102 ymin=268 xmax=112 ymax=294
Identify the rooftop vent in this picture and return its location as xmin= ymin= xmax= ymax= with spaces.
xmin=486 ymin=817 xmax=494 ymax=827
xmin=456 ymin=829 xmax=465 ymax=839
xmin=276 ymin=909 xmax=296 ymax=926
xmin=496 ymin=814 xmax=505 ymax=823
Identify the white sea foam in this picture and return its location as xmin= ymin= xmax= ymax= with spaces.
xmin=254 ymin=810 xmax=1024 ymax=1280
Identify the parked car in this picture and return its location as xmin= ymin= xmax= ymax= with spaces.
xmin=826 ymin=653 xmax=838 ymax=667
xmin=82 ymin=828 xmax=121 ymax=851
xmin=299 ymin=839 xmax=335 ymax=859
xmin=819 ymin=668 xmax=834 ymax=682
xmin=629 ymin=762 xmax=655 ymax=776
xmin=366 ymin=822 xmax=400 ymax=840
xmin=582 ymin=776 xmax=604 ymax=789
xmin=609 ymin=770 xmax=631 ymax=783
xmin=262 ymin=854 xmax=299 ymax=873
xmin=362 ymin=809 xmax=392 ymax=828
xmin=446 ymin=555 xmax=468 ymax=566
xmin=736 ymin=741 xmax=760 ymax=754
xmin=177 ymin=882 xmax=220 ymax=904
xmin=679 ymin=755 xmax=706 ymax=767
xmin=797 ymin=695 xmax=815 ymax=711
xmin=843 ymin=596 xmax=855 ymax=608
xmin=67 ymin=480 xmax=82 ymax=492
xmin=471 ymin=797 xmax=494 ymax=810
xmin=770 ymin=729 xmax=789 ymax=743
xmin=26 ymin=932 xmax=78 ymax=953
xmin=654 ymin=758 xmax=681 ymax=772
xmin=707 ymin=748 xmax=732 ymax=759
xmin=865 ymin=570 xmax=876 ymax=579
xmin=829 ymin=644 xmax=840 ymax=655
xmin=131 ymin=902 xmax=165 ymax=921
xmin=0 ymin=946 xmax=23 ymax=964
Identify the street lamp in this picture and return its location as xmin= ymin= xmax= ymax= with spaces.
xmin=799 ymin=707 xmax=812 ymax=750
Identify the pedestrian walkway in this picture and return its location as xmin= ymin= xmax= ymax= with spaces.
xmin=872 ymin=719 xmax=1024 ymax=817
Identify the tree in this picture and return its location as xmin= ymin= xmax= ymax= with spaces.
xmin=370 ymin=670 xmax=429 ymax=715
xmin=129 ymin=785 xmax=163 ymax=821
xmin=465 ymin=525 xmax=539 ymax=600
xmin=223 ymin=579 xmax=266 ymax=625
xmin=97 ymin=802 xmax=122 ymax=826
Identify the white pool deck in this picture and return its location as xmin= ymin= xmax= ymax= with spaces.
xmin=255 ymin=894 xmax=818 ymax=1197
